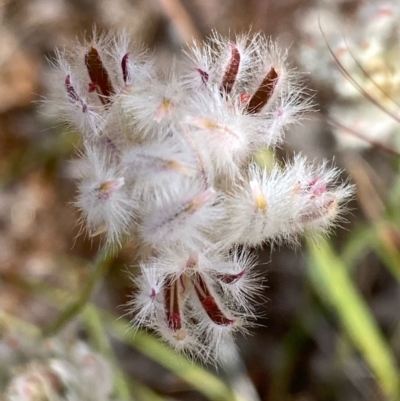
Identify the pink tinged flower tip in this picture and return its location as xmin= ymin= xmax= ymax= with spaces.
xmin=246 ymin=66 xmax=279 ymax=114
xmin=184 ymin=187 xmax=216 ymax=214
xmin=95 ymin=177 xmax=125 ymax=200
xmin=376 ymin=6 xmax=395 ymax=18
xmin=85 ymin=46 xmax=115 ymax=104
xmin=301 ymin=193 xmax=338 ymax=225
xmin=220 ymin=44 xmax=241 ymax=95
xmin=240 ymin=93 xmax=251 ymax=104
xmin=307 ymin=177 xmax=327 ymax=198
xmin=216 ymin=269 xmax=245 ymax=284
xmin=195 ymin=68 xmax=209 ymax=85
xmin=185 ymin=254 xmax=198 ymax=270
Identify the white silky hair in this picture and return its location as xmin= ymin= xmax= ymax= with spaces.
xmin=49 ymin=30 xmax=353 ymax=363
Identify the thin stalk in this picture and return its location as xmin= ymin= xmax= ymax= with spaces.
xmin=83 ymin=306 xmax=133 ymax=401
xmin=42 ymin=247 xmax=114 ymax=337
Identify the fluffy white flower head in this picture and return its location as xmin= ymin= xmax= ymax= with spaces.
xmin=49 ymin=30 xmax=353 ymax=363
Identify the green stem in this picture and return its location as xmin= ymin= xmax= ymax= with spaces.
xmin=83 ymin=307 xmax=133 ymax=401
xmin=84 ymin=306 xmax=166 ymax=401
xmin=42 ymin=247 xmax=114 ymax=337
xmin=0 ymin=310 xmax=41 ymax=338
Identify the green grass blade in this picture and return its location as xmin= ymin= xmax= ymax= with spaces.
xmin=308 ymin=239 xmax=400 ymax=400
xmin=370 ymin=225 xmax=400 ymax=284
xmin=340 ymin=224 xmax=375 ymax=267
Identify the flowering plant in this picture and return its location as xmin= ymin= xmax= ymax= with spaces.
xmin=297 ymin=0 xmax=400 ymax=150
xmin=1 ymin=333 xmax=114 ymax=401
xmin=50 ymin=31 xmax=352 ymax=362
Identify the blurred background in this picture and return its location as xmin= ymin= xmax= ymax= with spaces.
xmin=1 ymin=0 xmax=400 ymax=400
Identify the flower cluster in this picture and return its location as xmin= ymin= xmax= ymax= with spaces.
xmin=50 ymin=31 xmax=352 ymax=362
xmin=297 ymin=0 xmax=400 ymax=150
xmin=1 ymin=333 xmax=114 ymax=401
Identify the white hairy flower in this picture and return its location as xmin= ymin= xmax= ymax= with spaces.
xmin=75 ymin=144 xmax=134 ymax=242
xmin=297 ymin=0 xmax=400 ymax=150
xmin=49 ymin=30 xmax=352 ymax=362
xmin=1 ymin=336 xmax=114 ymax=401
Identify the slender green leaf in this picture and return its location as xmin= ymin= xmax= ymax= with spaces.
xmin=308 ymin=239 xmax=400 ymax=400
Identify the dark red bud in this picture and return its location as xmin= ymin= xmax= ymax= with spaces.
xmin=220 ymin=44 xmax=241 ymax=95
xmin=164 ymin=277 xmax=182 ymax=331
xmin=246 ymin=66 xmax=279 ymax=114
xmin=193 ymin=273 xmax=234 ymax=326
xmin=85 ymin=46 xmax=114 ymax=104
xmin=121 ymin=53 xmax=129 ymax=83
